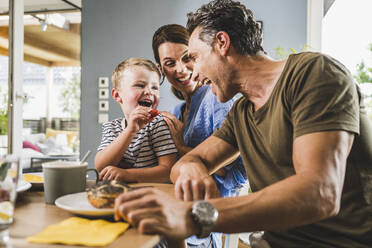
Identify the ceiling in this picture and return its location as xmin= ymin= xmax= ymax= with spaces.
xmin=0 ymin=0 xmax=334 ymax=68
xmin=0 ymin=0 xmax=81 ymax=67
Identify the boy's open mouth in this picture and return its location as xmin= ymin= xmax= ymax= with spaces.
xmin=138 ymin=101 xmax=152 ymax=107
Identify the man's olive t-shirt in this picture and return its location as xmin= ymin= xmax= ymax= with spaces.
xmin=214 ymin=52 xmax=372 ymax=248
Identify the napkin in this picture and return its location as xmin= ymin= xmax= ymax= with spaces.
xmin=24 ymin=174 xmax=43 ymax=183
xmin=27 ymin=217 xmax=129 ymax=246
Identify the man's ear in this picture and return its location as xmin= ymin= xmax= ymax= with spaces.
xmin=157 ymin=64 xmax=164 ymax=77
xmin=215 ymin=31 xmax=230 ymax=56
xmin=112 ymin=88 xmax=122 ymax=104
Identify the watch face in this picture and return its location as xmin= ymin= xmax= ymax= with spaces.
xmin=193 ymin=201 xmax=218 ymax=225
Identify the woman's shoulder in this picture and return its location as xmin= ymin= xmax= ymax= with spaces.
xmin=172 ymin=102 xmax=186 ymax=118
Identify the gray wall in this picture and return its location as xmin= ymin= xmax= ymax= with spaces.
xmin=81 ymin=0 xmax=307 ymax=168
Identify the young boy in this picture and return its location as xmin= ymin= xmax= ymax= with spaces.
xmin=95 ymin=58 xmax=178 ymax=183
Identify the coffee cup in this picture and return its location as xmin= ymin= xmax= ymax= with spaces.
xmin=42 ymin=161 xmax=98 ymax=204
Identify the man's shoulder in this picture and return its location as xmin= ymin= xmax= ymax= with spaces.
xmin=290 ymin=51 xmax=325 ymax=62
xmin=289 ymin=52 xmax=349 ymax=74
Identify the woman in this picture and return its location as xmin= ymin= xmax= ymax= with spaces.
xmin=152 ymin=24 xmax=247 ymax=248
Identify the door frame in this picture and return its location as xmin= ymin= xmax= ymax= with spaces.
xmin=8 ymin=0 xmax=24 ymax=156
xmin=307 ymin=0 xmax=324 ymax=51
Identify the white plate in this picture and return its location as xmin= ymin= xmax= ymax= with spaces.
xmin=55 ymin=192 xmax=114 ymax=217
xmin=23 ymin=172 xmax=44 ymax=187
xmin=17 ymin=181 xmax=32 ymax=193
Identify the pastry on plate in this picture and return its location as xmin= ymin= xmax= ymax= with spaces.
xmin=87 ymin=180 xmax=130 ymax=208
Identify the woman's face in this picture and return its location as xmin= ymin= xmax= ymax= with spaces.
xmin=158 ymin=42 xmax=198 ymax=96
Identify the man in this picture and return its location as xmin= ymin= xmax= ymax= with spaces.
xmin=114 ymin=0 xmax=372 ymax=247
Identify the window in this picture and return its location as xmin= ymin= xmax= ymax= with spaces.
xmin=322 ymin=0 xmax=372 ymax=120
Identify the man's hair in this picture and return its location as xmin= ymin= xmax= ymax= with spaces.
xmin=152 ymin=24 xmax=189 ymax=100
xmin=187 ymin=0 xmax=264 ymax=55
xmin=112 ymin=58 xmax=161 ymax=88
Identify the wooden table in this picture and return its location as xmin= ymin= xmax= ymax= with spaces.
xmin=10 ymin=183 xmax=174 ymax=248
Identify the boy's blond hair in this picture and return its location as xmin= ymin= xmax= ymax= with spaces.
xmin=112 ymin=58 xmax=161 ymax=88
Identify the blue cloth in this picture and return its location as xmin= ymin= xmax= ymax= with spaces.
xmin=172 ymin=85 xmax=247 ymax=248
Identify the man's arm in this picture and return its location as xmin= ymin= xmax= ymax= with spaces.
xmin=170 ymin=135 xmax=239 ymax=200
xmin=211 ymin=130 xmax=353 ymax=232
xmin=115 ymin=130 xmax=353 ymax=240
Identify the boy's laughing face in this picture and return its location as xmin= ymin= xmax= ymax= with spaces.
xmin=114 ymin=66 xmax=160 ymax=118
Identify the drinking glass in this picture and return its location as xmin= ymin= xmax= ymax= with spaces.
xmin=0 ymin=154 xmax=20 ymax=245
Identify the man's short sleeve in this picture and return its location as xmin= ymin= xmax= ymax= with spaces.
xmin=289 ymin=54 xmax=360 ymax=138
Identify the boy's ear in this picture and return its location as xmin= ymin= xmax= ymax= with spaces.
xmin=112 ymin=88 xmax=123 ymax=104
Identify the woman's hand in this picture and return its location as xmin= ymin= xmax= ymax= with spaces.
xmin=161 ymin=111 xmax=187 ymax=154
xmin=99 ymin=166 xmax=127 ymax=181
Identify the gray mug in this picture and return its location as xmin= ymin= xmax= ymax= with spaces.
xmin=42 ymin=161 xmax=98 ymax=204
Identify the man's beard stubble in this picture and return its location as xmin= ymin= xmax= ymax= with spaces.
xmin=216 ymin=66 xmax=239 ymax=103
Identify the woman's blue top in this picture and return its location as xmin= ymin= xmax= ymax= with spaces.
xmin=172 ymin=85 xmax=247 ymax=197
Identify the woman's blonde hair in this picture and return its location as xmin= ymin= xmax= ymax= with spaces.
xmin=112 ymin=58 xmax=161 ymax=88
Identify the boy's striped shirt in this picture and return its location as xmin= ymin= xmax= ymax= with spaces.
xmin=97 ymin=115 xmax=177 ymax=168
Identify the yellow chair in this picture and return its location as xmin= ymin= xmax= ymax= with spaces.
xmin=45 ymin=128 xmax=78 ymax=148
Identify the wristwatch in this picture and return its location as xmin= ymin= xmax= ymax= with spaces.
xmin=191 ymin=200 xmax=219 ymax=238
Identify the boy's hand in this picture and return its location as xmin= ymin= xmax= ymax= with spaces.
xmin=99 ymin=166 xmax=127 ymax=181
xmin=126 ymin=106 xmax=154 ymax=133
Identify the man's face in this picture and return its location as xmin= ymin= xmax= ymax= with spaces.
xmin=188 ymin=27 xmax=232 ymax=102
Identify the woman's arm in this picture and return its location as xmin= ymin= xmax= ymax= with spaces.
xmin=99 ymin=153 xmax=178 ymax=183
xmin=161 ymin=111 xmax=193 ymax=155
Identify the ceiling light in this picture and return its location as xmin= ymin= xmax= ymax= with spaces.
xmin=32 ymin=13 xmax=70 ymax=31
xmin=40 ymin=20 xmax=47 ymax=32
xmin=48 ymin=13 xmax=69 ymax=29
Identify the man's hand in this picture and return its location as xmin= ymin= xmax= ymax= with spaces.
xmin=173 ymin=162 xmax=221 ymax=201
xmin=99 ymin=166 xmax=126 ymax=181
xmin=114 ymin=188 xmax=197 ymax=240
xmin=170 ymin=136 xmax=239 ymax=201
